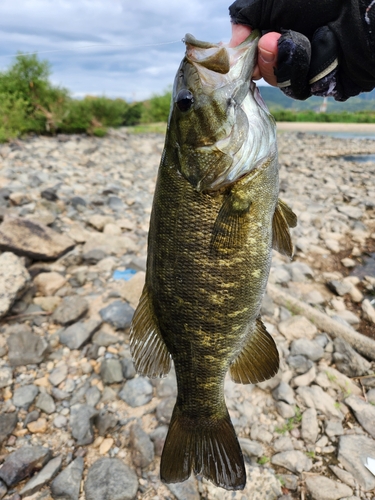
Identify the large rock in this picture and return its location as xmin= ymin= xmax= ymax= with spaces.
xmin=338 ymin=435 xmax=375 ymax=491
xmin=278 ymin=315 xmax=317 ymax=340
xmin=0 ymin=252 xmax=30 ymax=318
xmin=333 ymin=338 xmax=371 ymax=377
xmin=84 ymin=458 xmax=138 ymax=500
xmin=305 ymin=475 xmax=352 ymax=500
xmin=0 ymin=412 xmax=18 ymax=444
xmin=0 ymin=216 xmax=74 ymax=260
xmin=345 ymin=395 xmax=375 ymax=438
xmin=20 ymin=455 xmax=62 ymax=497
xmin=296 ymin=385 xmax=342 ymax=419
xmin=0 ymin=445 xmax=51 ymax=487
xmin=51 ymin=296 xmax=89 ymax=325
xmin=51 ymin=457 xmax=84 ymax=500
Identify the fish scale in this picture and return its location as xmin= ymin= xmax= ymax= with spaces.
xmin=130 ymin=30 xmax=297 ymax=490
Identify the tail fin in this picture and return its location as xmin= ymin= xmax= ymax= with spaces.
xmin=160 ymin=405 xmax=246 ymax=490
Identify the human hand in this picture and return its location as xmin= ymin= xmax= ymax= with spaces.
xmin=228 ymin=0 xmax=375 ymax=101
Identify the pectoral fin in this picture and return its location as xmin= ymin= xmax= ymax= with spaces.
xmin=272 ymin=199 xmax=297 ymax=258
xmin=210 ymin=192 xmax=251 ymax=254
xmin=230 ymin=317 xmax=279 ymax=384
xmin=130 ymin=285 xmax=171 ymax=378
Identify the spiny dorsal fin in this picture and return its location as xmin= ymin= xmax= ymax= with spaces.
xmin=272 ymin=199 xmax=297 ymax=258
xmin=130 ymin=285 xmax=171 ymax=378
xmin=230 ymin=317 xmax=279 ymax=384
xmin=210 ymin=193 xmax=251 ymax=254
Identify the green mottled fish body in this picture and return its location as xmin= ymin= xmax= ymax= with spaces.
xmin=130 ymin=31 xmax=297 ymax=490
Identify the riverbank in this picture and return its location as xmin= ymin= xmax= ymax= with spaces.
xmin=277 ymin=122 xmax=375 ymax=136
xmin=0 ymin=129 xmax=374 ymax=499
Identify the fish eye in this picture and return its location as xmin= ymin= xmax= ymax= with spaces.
xmin=176 ymin=89 xmax=194 ymax=112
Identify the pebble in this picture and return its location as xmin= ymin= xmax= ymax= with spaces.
xmin=7 ymin=326 xmax=48 ymax=366
xmin=49 ymin=364 xmax=68 ymax=386
xmin=13 ymin=385 xmax=39 ymax=408
xmin=59 ymin=319 xmax=101 ymax=349
xmin=33 ymin=272 xmax=67 ymax=296
xmin=305 ymin=475 xmax=353 ymax=500
xmin=272 ymin=381 xmax=295 ymax=405
xmin=345 ymin=395 xmax=375 ymax=439
xmin=130 ymin=424 xmax=155 ymax=468
xmin=35 ymin=393 xmax=56 ymax=414
xmin=290 ymin=338 xmax=324 ymax=361
xmin=27 ymin=418 xmax=48 ymax=433
xmin=99 ymin=300 xmax=134 ymax=330
xmin=271 ymin=450 xmax=312 ymax=474
xmin=301 ymin=408 xmax=319 ymax=443
xmin=95 ymin=410 xmax=118 ymax=436
xmin=0 ymin=412 xmax=18 ymax=444
xmin=51 ymin=295 xmax=89 ymax=325
xmin=278 ymin=315 xmax=318 ymax=340
xmin=119 ymin=377 xmax=153 ymax=407
xmin=333 ymin=338 xmax=371 ymax=377
xmin=0 ymin=366 xmax=13 ymax=389
xmin=20 ymin=455 xmax=62 ymax=497
xmin=70 ymin=404 xmax=98 ymax=445
xmin=84 ymin=458 xmax=138 ymax=500
xmin=100 ymin=358 xmax=123 ymax=384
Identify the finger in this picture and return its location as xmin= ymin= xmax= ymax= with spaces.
xmin=229 ymin=23 xmax=251 ymax=48
xmin=257 ymin=32 xmax=280 ymax=87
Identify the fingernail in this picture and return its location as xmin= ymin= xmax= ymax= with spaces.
xmin=259 ymin=48 xmax=275 ymax=64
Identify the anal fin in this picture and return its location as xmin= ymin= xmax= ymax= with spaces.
xmin=130 ymin=284 xmax=171 ymax=378
xmin=230 ymin=317 xmax=279 ymax=384
xmin=272 ymin=198 xmax=297 ymax=258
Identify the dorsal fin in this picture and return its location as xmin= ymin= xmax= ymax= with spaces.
xmin=230 ymin=317 xmax=279 ymax=384
xmin=272 ymin=199 xmax=297 ymax=258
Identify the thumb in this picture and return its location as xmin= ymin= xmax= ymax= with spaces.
xmin=258 ymin=32 xmax=281 ymax=87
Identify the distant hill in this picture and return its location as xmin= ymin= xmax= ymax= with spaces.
xmin=258 ymin=86 xmax=375 ymax=112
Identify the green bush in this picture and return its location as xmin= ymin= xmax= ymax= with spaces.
xmin=142 ymin=88 xmax=172 ymax=123
xmin=0 ymin=92 xmax=30 ymax=142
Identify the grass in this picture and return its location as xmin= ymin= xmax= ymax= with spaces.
xmin=275 ymin=407 xmax=303 ymax=434
xmin=125 ymin=122 xmax=167 ymax=135
xmin=257 ymin=456 xmax=270 ymax=465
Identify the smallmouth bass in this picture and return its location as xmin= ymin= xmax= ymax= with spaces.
xmin=130 ymin=31 xmax=297 ymax=490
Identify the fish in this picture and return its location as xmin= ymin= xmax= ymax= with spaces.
xmin=130 ymin=30 xmax=297 ymax=490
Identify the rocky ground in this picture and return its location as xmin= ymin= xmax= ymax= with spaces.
xmin=0 ymin=127 xmax=375 ymax=500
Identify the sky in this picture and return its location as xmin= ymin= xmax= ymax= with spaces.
xmin=0 ymin=0 xmax=239 ymax=101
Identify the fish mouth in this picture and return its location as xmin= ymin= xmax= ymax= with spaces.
xmin=183 ymin=31 xmax=259 ymax=80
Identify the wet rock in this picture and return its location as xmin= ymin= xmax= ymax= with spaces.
xmin=51 ymin=296 xmax=89 ymax=325
xmin=337 ymin=434 xmax=375 ymax=491
xmin=20 ymin=455 xmax=62 ymax=497
xmin=119 ymin=377 xmax=153 ymax=407
xmin=0 ymin=252 xmax=30 ymax=318
xmin=59 ymin=319 xmax=101 ymax=349
xmin=0 ymin=412 xmax=18 ymax=444
xmin=278 ymin=315 xmax=318 ymax=341
xmin=301 ymin=408 xmax=319 ymax=443
xmin=84 ymin=458 xmax=138 ymax=500
xmin=7 ymin=326 xmax=48 ymax=366
xmin=0 ymin=445 xmax=51 ymax=487
xmin=99 ymin=300 xmax=134 ymax=330
xmin=0 ymin=216 xmax=74 ymax=260
xmin=100 ymin=358 xmax=123 ymax=384
xmin=51 ymin=457 xmax=84 ymax=500
xmin=271 ymin=450 xmax=312 ymax=474
xmin=333 ymin=338 xmax=371 ymax=377
xmin=70 ymin=404 xmax=98 ymax=445
xmin=130 ymin=424 xmax=154 ymax=468
xmin=13 ymin=384 xmax=39 ymax=408
xmin=305 ymin=475 xmax=352 ymax=500
xmin=345 ymin=395 xmax=375 ymax=438
xmin=35 ymin=392 xmax=56 ymax=414
xmin=290 ymin=338 xmax=324 ymax=361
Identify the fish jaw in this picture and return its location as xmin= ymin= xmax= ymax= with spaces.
xmin=168 ymin=30 xmax=276 ymax=192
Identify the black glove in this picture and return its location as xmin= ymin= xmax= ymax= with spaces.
xmin=229 ymin=0 xmax=375 ymax=101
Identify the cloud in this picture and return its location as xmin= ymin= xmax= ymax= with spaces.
xmin=0 ymin=0 xmax=234 ymax=99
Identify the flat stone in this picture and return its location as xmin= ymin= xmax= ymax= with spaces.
xmin=119 ymin=377 xmax=153 ymax=407
xmin=0 ymin=216 xmax=74 ymax=260
xmin=337 ymin=434 xmax=375 ymax=491
xmin=333 ymin=338 xmax=371 ymax=377
xmin=130 ymin=424 xmax=154 ymax=468
xmin=296 ymin=385 xmax=342 ymax=419
xmin=99 ymin=300 xmax=134 ymax=330
xmin=305 ymin=475 xmax=353 ymax=500
xmin=20 ymin=455 xmax=62 ymax=497
xmin=84 ymin=458 xmax=138 ymax=500
xmin=290 ymin=338 xmax=324 ymax=361
xmin=51 ymin=457 xmax=84 ymax=500
xmin=301 ymin=408 xmax=319 ymax=443
xmin=13 ymin=384 xmax=39 ymax=408
xmin=272 ymin=382 xmax=295 ymax=405
xmin=35 ymin=392 xmax=56 ymax=414
xmin=70 ymin=404 xmax=98 ymax=445
xmin=82 ymin=233 xmax=137 ymax=257
xmin=0 ymin=366 xmax=13 ymax=388
xmin=278 ymin=315 xmax=317 ymax=340
xmin=0 ymin=445 xmax=51 ymax=487
xmin=7 ymin=326 xmax=48 ymax=366
xmin=271 ymin=450 xmax=312 ymax=474
xmin=49 ymin=364 xmax=68 ymax=386
xmin=51 ymin=296 xmax=89 ymax=325
xmin=329 ymin=465 xmax=357 ymax=488
xmin=59 ymin=319 xmax=101 ymax=349
xmin=34 ymin=272 xmax=67 ymax=296
xmin=0 ymin=412 xmax=18 ymax=444
xmin=345 ymin=395 xmax=375 ymax=438
xmin=167 ymin=475 xmax=200 ymax=500
xmin=0 ymin=252 xmax=30 ymax=318
xmin=100 ymin=359 xmax=123 ymax=384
